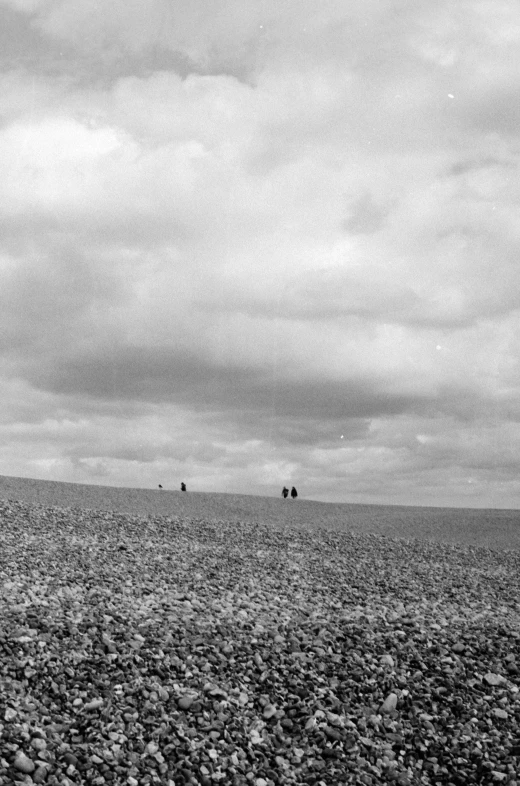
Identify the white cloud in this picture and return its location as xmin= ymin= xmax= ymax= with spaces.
xmin=0 ymin=1 xmax=519 ymax=505
xmin=0 ymin=117 xmax=127 ymax=214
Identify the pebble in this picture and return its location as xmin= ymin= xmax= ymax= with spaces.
xmin=13 ymin=752 xmax=35 ymax=774
xmin=2 ymin=496 xmax=520 ymax=786
xmin=84 ymin=698 xmax=104 ymax=711
xmin=484 ymin=673 xmax=505 ymax=686
xmin=324 ymin=725 xmax=343 ymax=741
xmin=380 ymin=693 xmax=398 ymax=714
xmin=33 ymin=766 xmax=50 ymax=784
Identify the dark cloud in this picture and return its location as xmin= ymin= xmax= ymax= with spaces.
xmin=23 ymin=343 xmax=466 ymax=423
xmin=448 ymin=156 xmax=513 ymax=177
xmin=213 ymin=272 xmax=486 ymax=329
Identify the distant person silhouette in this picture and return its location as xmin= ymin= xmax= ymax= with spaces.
xmin=282 ymin=486 xmax=289 ymax=498
xmin=181 ymin=482 xmax=186 ymax=492
xmin=291 ymin=486 xmax=298 ymax=499
xmin=158 ymin=484 xmax=163 ymax=489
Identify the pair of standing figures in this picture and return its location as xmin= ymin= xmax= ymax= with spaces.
xmin=282 ymin=486 xmax=298 ymax=499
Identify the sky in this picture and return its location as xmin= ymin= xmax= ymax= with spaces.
xmin=1 ymin=0 xmax=520 ymax=507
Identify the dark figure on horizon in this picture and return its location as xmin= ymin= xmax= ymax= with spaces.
xmin=158 ymin=484 xmax=163 ymax=489
xmin=181 ymin=482 xmax=186 ymax=492
xmin=291 ymin=486 xmax=298 ymax=499
xmin=282 ymin=486 xmax=289 ymax=498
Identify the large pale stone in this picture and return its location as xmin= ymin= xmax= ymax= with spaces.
xmin=380 ymin=692 xmax=398 ymax=714
xmin=14 ymin=751 xmax=35 ymax=774
xmin=484 ymin=673 xmax=505 ymax=687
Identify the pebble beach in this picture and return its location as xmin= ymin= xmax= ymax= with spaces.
xmin=1 ymin=476 xmax=520 ymax=785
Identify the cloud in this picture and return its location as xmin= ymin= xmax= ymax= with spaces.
xmin=0 ymin=0 xmax=268 ymax=74
xmin=0 ymin=1 xmax=519 ymax=505
xmin=24 ymin=344 xmax=432 ymax=419
xmin=342 ymin=193 xmax=388 ymax=235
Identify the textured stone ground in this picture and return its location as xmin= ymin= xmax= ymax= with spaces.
xmin=1 ymin=478 xmax=520 ymax=785
xmin=1 ymin=474 xmax=520 ymax=550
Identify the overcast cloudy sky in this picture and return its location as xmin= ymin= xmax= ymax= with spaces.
xmin=1 ymin=0 xmax=519 ymax=507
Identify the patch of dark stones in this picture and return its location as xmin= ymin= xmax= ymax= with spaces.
xmin=0 ymin=498 xmax=520 ymax=785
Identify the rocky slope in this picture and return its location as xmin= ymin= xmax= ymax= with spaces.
xmin=0 ymin=479 xmax=519 ymax=785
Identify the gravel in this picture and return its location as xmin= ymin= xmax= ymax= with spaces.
xmin=2 ymin=474 xmax=520 ymax=551
xmin=1 ymin=486 xmax=520 ymax=785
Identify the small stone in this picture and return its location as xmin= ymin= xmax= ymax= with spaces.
xmin=484 ymin=673 xmax=505 ymax=687
xmin=492 ymin=773 xmax=508 ymax=783
xmin=33 ymin=766 xmax=49 ymax=784
xmin=263 ymin=704 xmax=277 ymax=719
xmin=178 ymin=695 xmax=194 ymax=710
xmin=4 ymin=707 xmax=17 ymax=721
xmin=493 ymin=708 xmax=508 ymax=720
xmin=250 ymin=730 xmax=263 ymax=745
xmin=452 ymin=642 xmax=465 ymax=653
xmin=324 ymin=725 xmax=343 ymax=741
xmin=255 ymin=780 xmax=268 ymax=786
xmin=380 ymin=693 xmax=398 ymax=714
xmin=14 ymin=752 xmax=36 ymax=774
xmin=84 ymin=698 xmax=104 ymax=711
xmin=326 ymin=711 xmax=342 ymax=726
xmin=381 ymin=654 xmax=395 ymax=667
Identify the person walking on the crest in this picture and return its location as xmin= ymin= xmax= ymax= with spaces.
xmin=291 ymin=486 xmax=298 ymax=499
xmin=282 ymin=486 xmax=289 ymax=498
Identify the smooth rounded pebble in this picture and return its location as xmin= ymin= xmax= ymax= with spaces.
xmin=13 ymin=752 xmax=35 ymax=774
